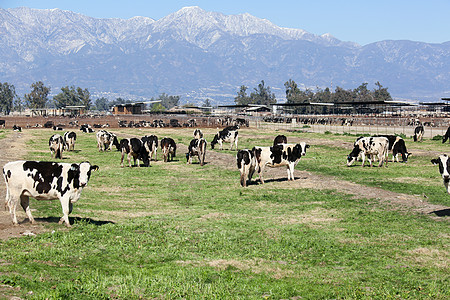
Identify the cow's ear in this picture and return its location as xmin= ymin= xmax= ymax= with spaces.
xmin=70 ymin=164 xmax=79 ymax=171
xmin=305 ymin=144 xmax=310 ymax=148
xmin=91 ymin=165 xmax=99 ymax=171
xmin=431 ymin=158 xmax=439 ymax=165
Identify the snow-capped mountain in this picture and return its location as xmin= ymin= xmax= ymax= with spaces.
xmin=0 ymin=6 xmax=449 ymax=104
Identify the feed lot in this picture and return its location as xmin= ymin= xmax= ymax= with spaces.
xmin=0 ymin=126 xmax=449 ymax=299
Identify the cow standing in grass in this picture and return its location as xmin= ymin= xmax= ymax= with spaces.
xmin=211 ymin=126 xmax=239 ymax=150
xmin=142 ymin=135 xmax=158 ymax=161
xmin=63 ymin=131 xmax=77 ymax=151
xmin=237 ymin=149 xmax=257 ymax=187
xmin=187 ymin=138 xmax=207 ymax=166
xmin=49 ymin=134 xmax=64 ymax=159
xmin=414 ymin=125 xmax=424 ymax=142
xmin=160 ymin=137 xmax=177 ymax=162
xmin=347 ymin=137 xmax=389 ymax=167
xmin=431 ymin=154 xmax=450 ymax=194
xmin=119 ymin=138 xmax=150 ymax=167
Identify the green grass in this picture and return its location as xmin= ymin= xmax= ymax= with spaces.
xmin=0 ymin=128 xmax=448 ymax=299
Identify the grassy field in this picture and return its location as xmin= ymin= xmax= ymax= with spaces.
xmin=0 ymin=128 xmax=449 ymax=299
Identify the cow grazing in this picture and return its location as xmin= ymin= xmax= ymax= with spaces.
xmin=442 ymin=127 xmax=450 ymax=143
xmin=211 ymin=125 xmax=239 ymax=150
xmin=187 ymin=138 xmax=207 ymax=166
xmin=96 ymin=130 xmax=119 ymax=152
xmin=63 ymin=131 xmax=77 ymax=151
xmin=253 ymin=142 xmax=309 ymax=184
xmin=413 ymin=125 xmax=424 ymax=142
xmin=2 ymin=160 xmax=99 ymax=227
xmin=49 ymin=134 xmax=64 ymax=159
xmin=193 ymin=129 xmax=203 ymax=139
xmin=236 ymin=149 xmax=257 ymax=187
xmin=431 ymin=154 xmax=450 ymax=194
xmin=273 ymin=135 xmax=288 ymax=146
xmin=142 ymin=135 xmax=158 ymax=161
xmin=119 ymin=138 xmax=150 ymax=167
xmin=374 ymin=135 xmax=411 ymax=163
xmin=160 ymin=137 xmax=177 ymax=162
xmin=347 ymin=137 xmax=389 ymax=167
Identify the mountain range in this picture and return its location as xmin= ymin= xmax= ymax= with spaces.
xmin=1 ymin=6 xmax=449 ymax=105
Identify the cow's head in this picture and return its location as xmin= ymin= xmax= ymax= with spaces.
xmin=299 ymin=142 xmax=310 ymax=157
xmin=432 ymin=154 xmax=450 ymax=182
xmin=73 ymin=162 xmax=99 ymax=188
xmin=211 ymin=134 xmax=219 ymax=149
xmin=346 ymin=145 xmax=361 ymax=167
xmin=112 ymin=135 xmax=120 ymax=151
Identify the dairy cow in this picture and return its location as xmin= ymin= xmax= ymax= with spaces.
xmin=142 ymin=135 xmax=158 ymax=161
xmin=236 ymin=149 xmax=257 ymax=187
xmin=442 ymin=127 xmax=450 ymax=143
xmin=431 ymin=154 xmax=450 ymax=194
xmin=96 ymin=130 xmax=119 ymax=151
xmin=63 ymin=131 xmax=77 ymax=151
xmin=0 ymin=120 xmax=5 ymax=128
xmin=414 ymin=125 xmax=424 ymax=142
xmin=252 ymin=142 xmax=309 ymax=184
xmin=2 ymin=160 xmax=98 ymax=227
xmin=211 ymin=125 xmax=239 ymax=150
xmin=160 ymin=137 xmax=177 ymax=162
xmin=193 ymin=129 xmax=203 ymax=139
xmin=347 ymin=136 xmax=389 ymax=167
xmin=119 ymin=138 xmax=150 ymax=167
xmin=374 ymin=135 xmax=411 ymax=163
xmin=49 ymin=134 xmax=64 ymax=159
xmin=187 ymin=138 xmax=207 ymax=166
xmin=80 ymin=124 xmax=94 ymax=133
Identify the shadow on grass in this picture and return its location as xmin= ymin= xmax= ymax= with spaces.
xmin=35 ymin=216 xmax=115 ymax=226
xmin=430 ymin=208 xmax=450 ymax=217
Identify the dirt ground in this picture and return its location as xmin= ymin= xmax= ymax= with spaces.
xmin=0 ymin=128 xmax=448 ymax=241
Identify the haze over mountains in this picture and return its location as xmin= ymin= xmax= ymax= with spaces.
xmin=1 ymin=6 xmax=449 ymax=105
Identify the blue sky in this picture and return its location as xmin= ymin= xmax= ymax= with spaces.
xmin=2 ymin=0 xmax=449 ymax=45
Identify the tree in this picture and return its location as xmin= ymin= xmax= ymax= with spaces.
xmin=77 ymin=87 xmax=91 ymax=110
xmin=53 ymin=86 xmax=91 ymax=109
xmin=250 ymin=80 xmax=276 ymax=105
xmin=158 ymin=93 xmax=180 ymax=110
xmin=373 ymin=81 xmax=392 ymax=101
xmin=203 ymin=98 xmax=212 ymax=107
xmin=0 ymin=82 xmax=17 ymax=115
xmin=234 ymin=85 xmax=250 ymax=105
xmin=24 ymin=81 xmax=50 ymax=109
xmin=95 ymin=97 xmax=109 ymax=111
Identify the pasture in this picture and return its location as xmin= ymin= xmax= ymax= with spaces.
xmin=0 ymin=127 xmax=449 ymax=299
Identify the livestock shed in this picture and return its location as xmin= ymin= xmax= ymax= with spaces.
xmin=112 ymin=103 xmax=143 ymax=115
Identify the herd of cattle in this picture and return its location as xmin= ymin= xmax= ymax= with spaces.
xmin=2 ymin=123 xmax=450 ymax=228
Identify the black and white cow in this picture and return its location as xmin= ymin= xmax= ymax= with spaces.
xmin=53 ymin=125 xmax=63 ymax=131
xmin=0 ymin=120 xmax=5 ymax=128
xmin=142 ymin=135 xmax=158 ymax=161
xmin=13 ymin=125 xmax=22 ymax=132
xmin=49 ymin=134 xmax=64 ymax=159
xmin=374 ymin=135 xmax=411 ymax=163
xmin=187 ymin=138 xmax=207 ymax=166
xmin=442 ymin=127 xmax=450 ymax=144
xmin=431 ymin=154 xmax=450 ymax=194
xmin=96 ymin=130 xmax=119 ymax=151
xmin=80 ymin=124 xmax=94 ymax=133
xmin=2 ymin=160 xmax=98 ymax=227
xmin=347 ymin=136 xmax=389 ymax=167
xmin=413 ymin=125 xmax=424 ymax=142
xmin=160 ymin=137 xmax=177 ymax=162
xmin=211 ymin=125 xmax=239 ymax=150
xmin=63 ymin=131 xmax=77 ymax=151
xmin=119 ymin=138 xmax=150 ymax=167
xmin=252 ymin=142 xmax=309 ymax=184
xmin=236 ymin=149 xmax=257 ymax=187
xmin=273 ymin=135 xmax=288 ymax=146
xmin=193 ymin=129 xmax=203 ymax=139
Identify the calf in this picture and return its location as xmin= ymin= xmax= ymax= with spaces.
xmin=253 ymin=142 xmax=309 ymax=184
xmin=49 ymin=134 xmax=64 ymax=159
xmin=211 ymin=125 xmax=239 ymax=150
xmin=193 ymin=129 xmax=203 ymax=139
xmin=347 ymin=137 xmax=389 ymax=167
xmin=63 ymin=131 xmax=77 ymax=151
xmin=186 ymin=138 xmax=207 ymax=166
xmin=119 ymin=138 xmax=150 ymax=167
xmin=273 ymin=135 xmax=287 ymax=146
xmin=2 ymin=160 xmax=98 ymax=227
xmin=374 ymin=135 xmax=411 ymax=162
xmin=160 ymin=137 xmax=177 ymax=162
xmin=142 ymin=135 xmax=158 ymax=161
xmin=236 ymin=149 xmax=257 ymax=187
xmin=413 ymin=125 xmax=424 ymax=142
xmin=96 ymin=130 xmax=119 ymax=151
xmin=442 ymin=126 xmax=450 ymax=143
xmin=431 ymin=154 xmax=450 ymax=194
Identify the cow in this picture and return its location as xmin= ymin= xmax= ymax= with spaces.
xmin=142 ymin=135 xmax=158 ymax=161
xmin=0 ymin=120 xmax=5 ymax=128
xmin=160 ymin=137 xmax=177 ymax=162
xmin=80 ymin=124 xmax=94 ymax=133
xmin=347 ymin=137 xmax=389 ymax=167
xmin=193 ymin=129 xmax=203 ymax=139
xmin=63 ymin=131 xmax=77 ymax=151
xmin=96 ymin=130 xmax=119 ymax=152
xmin=236 ymin=149 xmax=257 ymax=187
xmin=252 ymin=142 xmax=309 ymax=184
xmin=273 ymin=135 xmax=288 ymax=146
xmin=119 ymin=138 xmax=150 ymax=167
xmin=211 ymin=125 xmax=239 ymax=150
xmin=49 ymin=134 xmax=64 ymax=159
xmin=186 ymin=138 xmax=207 ymax=166
xmin=13 ymin=125 xmax=22 ymax=132
xmin=2 ymin=160 xmax=99 ymax=227
xmin=431 ymin=154 xmax=450 ymax=194
xmin=374 ymin=135 xmax=411 ymax=163
xmin=53 ymin=125 xmax=63 ymax=131
xmin=413 ymin=125 xmax=424 ymax=142
xmin=442 ymin=127 xmax=450 ymax=143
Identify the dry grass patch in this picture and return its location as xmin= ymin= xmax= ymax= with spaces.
xmin=277 ymin=208 xmax=340 ymax=226
xmin=404 ymin=247 xmax=449 ymax=269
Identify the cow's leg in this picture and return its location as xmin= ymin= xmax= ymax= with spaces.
xmin=240 ymin=168 xmax=247 ymax=187
xmin=361 ymin=153 xmax=366 ymax=167
xmin=128 ymin=153 xmax=133 ymax=167
xmin=258 ymin=164 xmax=265 ymax=184
xmin=287 ymin=164 xmax=295 ymax=180
xmin=6 ymin=189 xmax=19 ymax=225
xmin=445 ymin=180 xmax=450 ymax=194
xmin=120 ymin=151 xmax=125 ymax=168
xmin=58 ymin=197 xmax=72 ymax=227
xmin=20 ymin=194 xmax=35 ymax=224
